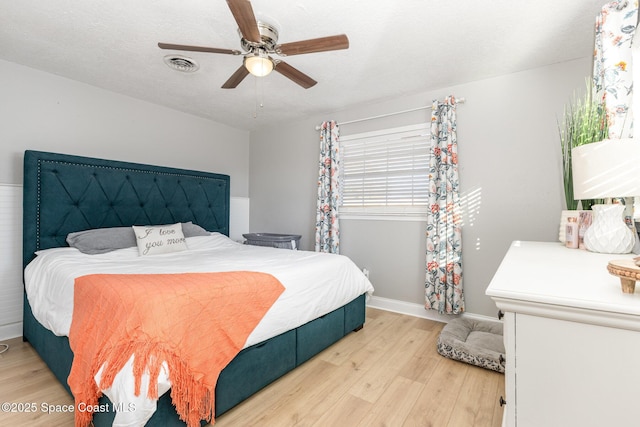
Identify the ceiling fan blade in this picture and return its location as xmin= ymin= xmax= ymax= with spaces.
xmin=226 ymin=0 xmax=261 ymax=43
xmin=276 ymin=34 xmax=349 ymax=56
xmin=158 ymin=42 xmax=240 ymax=55
xmin=274 ymin=61 xmax=317 ymax=89
xmin=221 ymin=65 xmax=250 ymax=89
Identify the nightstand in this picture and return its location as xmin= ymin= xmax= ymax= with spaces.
xmin=243 ymin=233 xmax=301 ymax=250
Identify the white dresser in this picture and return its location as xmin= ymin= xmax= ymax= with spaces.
xmin=486 ymin=241 xmax=640 ymax=427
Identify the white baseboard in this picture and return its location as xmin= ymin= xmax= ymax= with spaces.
xmin=366 ymin=296 xmax=501 ymax=325
xmin=0 ymin=322 xmax=22 ymax=341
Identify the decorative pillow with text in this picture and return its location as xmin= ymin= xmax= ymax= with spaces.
xmin=132 ymin=223 xmax=188 ymax=256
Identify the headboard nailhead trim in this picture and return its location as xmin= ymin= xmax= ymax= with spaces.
xmin=34 ymin=158 xmax=229 ymax=252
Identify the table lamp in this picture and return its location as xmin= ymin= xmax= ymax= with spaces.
xmin=572 ymin=138 xmax=640 ymax=253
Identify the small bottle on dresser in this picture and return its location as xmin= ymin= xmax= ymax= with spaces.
xmin=565 ymin=217 xmax=579 ymax=249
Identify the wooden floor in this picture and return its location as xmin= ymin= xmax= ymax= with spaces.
xmin=0 ymin=308 xmax=504 ymax=426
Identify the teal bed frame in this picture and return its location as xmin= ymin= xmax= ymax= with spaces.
xmin=22 ymin=150 xmax=366 ymax=426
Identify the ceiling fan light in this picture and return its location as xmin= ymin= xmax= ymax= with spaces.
xmin=244 ymin=52 xmax=273 ymax=77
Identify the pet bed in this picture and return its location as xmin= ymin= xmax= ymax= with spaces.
xmin=436 ymin=318 xmax=505 ymax=373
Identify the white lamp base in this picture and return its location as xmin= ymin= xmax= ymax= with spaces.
xmin=583 ymin=204 xmax=635 ymax=254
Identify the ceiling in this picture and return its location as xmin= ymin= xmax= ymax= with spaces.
xmin=0 ymin=0 xmax=607 ymax=131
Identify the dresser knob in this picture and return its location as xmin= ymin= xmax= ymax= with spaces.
xmin=499 ymin=396 xmax=507 ymax=407
xmin=498 ymin=310 xmax=504 ymax=320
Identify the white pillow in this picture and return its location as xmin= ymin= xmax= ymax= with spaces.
xmin=132 ymin=223 xmax=188 ymax=256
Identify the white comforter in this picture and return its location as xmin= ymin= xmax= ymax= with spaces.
xmin=24 ymin=233 xmax=374 ymax=426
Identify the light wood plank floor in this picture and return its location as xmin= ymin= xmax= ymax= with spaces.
xmin=0 ymin=308 xmax=504 ymax=426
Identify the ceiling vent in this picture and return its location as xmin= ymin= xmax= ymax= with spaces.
xmin=163 ymin=55 xmax=199 ymax=72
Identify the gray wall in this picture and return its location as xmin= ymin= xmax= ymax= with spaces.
xmin=1 ymin=59 xmax=250 ymax=196
xmin=249 ymin=57 xmax=592 ymax=318
xmin=1 ymin=58 xmax=252 ymax=340
xmin=2 ymin=55 xmax=593 ymax=319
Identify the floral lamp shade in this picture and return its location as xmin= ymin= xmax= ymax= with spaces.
xmin=571 ymin=138 xmax=640 ymax=253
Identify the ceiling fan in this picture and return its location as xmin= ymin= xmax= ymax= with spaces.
xmin=158 ymin=0 xmax=349 ymax=89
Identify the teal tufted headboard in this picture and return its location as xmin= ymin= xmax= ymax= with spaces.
xmin=23 ymin=150 xmax=230 ymax=268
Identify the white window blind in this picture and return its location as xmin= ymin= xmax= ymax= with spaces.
xmin=341 ymin=123 xmax=430 ymax=218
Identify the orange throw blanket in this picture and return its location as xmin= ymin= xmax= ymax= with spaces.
xmin=68 ymin=272 xmax=285 ymax=427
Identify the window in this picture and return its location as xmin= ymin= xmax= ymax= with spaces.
xmin=340 ymin=123 xmax=430 ymax=219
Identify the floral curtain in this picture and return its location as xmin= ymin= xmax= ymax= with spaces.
xmin=593 ymin=0 xmax=637 ymax=139
xmin=593 ymin=1 xmax=638 ymax=224
xmin=315 ymin=120 xmax=341 ymax=254
xmin=425 ymin=96 xmax=464 ymax=314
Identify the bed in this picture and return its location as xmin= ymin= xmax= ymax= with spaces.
xmin=22 ymin=150 xmax=373 ymax=426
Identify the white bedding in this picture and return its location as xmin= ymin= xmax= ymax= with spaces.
xmin=24 ymin=233 xmax=374 ymax=426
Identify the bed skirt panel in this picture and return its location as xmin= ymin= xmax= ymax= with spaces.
xmin=215 ymin=329 xmax=296 ymax=416
xmin=22 ymin=293 xmax=367 ymax=426
xmin=345 ymin=293 xmax=367 ymax=333
xmin=22 ymin=293 xmax=74 ymax=394
xmin=296 ymin=306 xmax=345 ymax=365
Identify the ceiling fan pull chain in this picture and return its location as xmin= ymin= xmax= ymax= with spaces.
xmin=253 ymin=76 xmax=265 ymax=119
xmin=259 ymin=73 xmax=265 ymax=109
xmin=253 ymin=76 xmax=258 ymax=119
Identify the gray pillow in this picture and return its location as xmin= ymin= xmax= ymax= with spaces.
xmin=67 ymin=222 xmax=210 ymax=254
xmin=66 ymin=226 xmax=137 ymax=254
xmin=181 ymin=221 xmax=210 ymax=237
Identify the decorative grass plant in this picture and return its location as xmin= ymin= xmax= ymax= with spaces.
xmin=559 ymin=82 xmax=608 ymax=210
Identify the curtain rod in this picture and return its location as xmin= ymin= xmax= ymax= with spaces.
xmin=314 ymin=97 xmax=465 ymax=130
